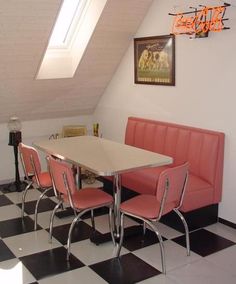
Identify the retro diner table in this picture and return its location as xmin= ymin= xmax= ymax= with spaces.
xmin=34 ymin=135 xmax=173 ymax=243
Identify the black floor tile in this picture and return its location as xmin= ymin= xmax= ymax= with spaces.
xmin=38 ymin=188 xmax=55 ymax=198
xmin=90 ymin=230 xmax=114 ymax=245
xmin=48 ymin=221 xmax=95 ymax=245
xmin=81 ymin=207 xmax=109 ymax=220
xmin=122 ymin=226 xmax=167 ymax=251
xmin=0 ymin=195 xmax=13 ymax=207
xmin=0 ymin=216 xmax=41 ymax=238
xmin=20 ymin=246 xmax=84 ymax=280
xmin=55 ymin=207 xmax=109 ymax=220
xmin=1 ymin=182 xmax=26 ymax=194
xmin=90 ymin=253 xmax=160 ymax=284
xmin=1 ymin=183 xmax=236 ymax=283
xmin=0 ymin=240 xmax=16 ymax=262
xmin=173 ymin=228 xmax=236 ymax=257
xmin=17 ymin=198 xmax=57 ymax=215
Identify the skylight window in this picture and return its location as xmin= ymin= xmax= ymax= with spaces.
xmin=36 ymin=0 xmax=107 ymax=79
xmin=48 ymin=0 xmax=88 ymax=48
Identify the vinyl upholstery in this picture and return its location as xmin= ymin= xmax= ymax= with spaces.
xmin=122 ymin=117 xmax=225 ymax=212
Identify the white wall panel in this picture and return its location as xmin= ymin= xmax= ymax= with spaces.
xmin=94 ymin=0 xmax=236 ymax=223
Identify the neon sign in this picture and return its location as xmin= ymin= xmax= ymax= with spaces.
xmin=169 ymin=3 xmax=230 ymax=37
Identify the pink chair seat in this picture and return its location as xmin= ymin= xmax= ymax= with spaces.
xmin=120 ymin=194 xmax=175 ymax=219
xmin=64 ymin=188 xmax=113 ymax=210
xmin=33 ymin=172 xmax=52 ymax=188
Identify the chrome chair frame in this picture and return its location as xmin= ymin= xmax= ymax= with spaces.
xmin=116 ymin=165 xmax=190 ymax=274
xmin=19 ymin=143 xmax=52 ymax=230
xmin=48 ymin=161 xmax=96 ymax=242
xmin=47 ymin=157 xmax=115 ymax=260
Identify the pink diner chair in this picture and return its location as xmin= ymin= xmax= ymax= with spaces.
xmin=116 ymin=162 xmax=190 ymax=274
xmin=19 ymin=143 xmax=53 ymax=230
xmin=47 ymin=156 xmax=115 ymax=259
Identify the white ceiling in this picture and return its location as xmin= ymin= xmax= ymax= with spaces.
xmin=0 ymin=0 xmax=153 ymax=123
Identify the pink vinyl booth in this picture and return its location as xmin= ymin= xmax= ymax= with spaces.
xmin=103 ymin=117 xmax=225 ymax=231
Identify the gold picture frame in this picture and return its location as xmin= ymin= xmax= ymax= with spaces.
xmin=134 ymin=34 xmax=175 ymax=86
xmin=62 ymin=125 xmax=87 ymax=138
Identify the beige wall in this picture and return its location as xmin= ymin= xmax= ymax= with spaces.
xmin=94 ymin=0 xmax=236 ymax=223
xmin=0 ymin=115 xmax=93 ymax=183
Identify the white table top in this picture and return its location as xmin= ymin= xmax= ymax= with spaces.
xmin=34 ymin=136 xmax=173 ymax=176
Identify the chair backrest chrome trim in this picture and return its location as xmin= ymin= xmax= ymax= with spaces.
xmin=156 ymin=162 xmax=189 ymax=220
xmin=47 ymin=156 xmax=77 ymax=209
xmin=19 ymin=142 xmax=42 ymax=186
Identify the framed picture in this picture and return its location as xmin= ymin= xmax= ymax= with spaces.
xmin=134 ymin=34 xmax=175 ymax=86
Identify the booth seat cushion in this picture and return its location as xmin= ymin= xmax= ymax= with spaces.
xmin=181 ymin=174 xmax=214 ymax=211
xmin=121 ymin=170 xmax=213 ymax=212
xmin=121 ymin=166 xmax=168 ymax=195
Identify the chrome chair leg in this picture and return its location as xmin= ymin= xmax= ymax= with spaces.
xmin=174 ymin=208 xmax=190 ymax=256
xmin=49 ymin=201 xmax=62 ymax=243
xmin=34 ymin=187 xmax=51 ymax=231
xmin=116 ymin=212 xmax=125 ymax=257
xmin=21 ymin=181 xmax=33 ymax=218
xmin=147 ymin=220 xmax=166 ymax=274
xmin=91 ymin=209 xmax=95 ymax=230
xmin=67 ymin=210 xmax=87 ymax=260
xmin=143 ymin=221 xmax=147 ymax=236
xmin=108 ymin=205 xmax=115 ymax=245
xmin=116 ymin=213 xmax=166 ymax=274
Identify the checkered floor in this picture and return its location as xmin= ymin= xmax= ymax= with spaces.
xmin=1 ymin=183 xmax=236 ymax=284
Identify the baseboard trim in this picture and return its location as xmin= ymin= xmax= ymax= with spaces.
xmin=219 ymin=218 xmax=236 ymax=229
xmin=160 ymin=204 xmax=219 ymax=232
xmin=0 ymin=178 xmax=14 ymax=185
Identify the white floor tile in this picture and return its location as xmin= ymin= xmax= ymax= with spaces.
xmin=152 ymin=222 xmax=183 ymax=239
xmin=167 ymin=258 xmax=236 ymax=284
xmin=69 ymin=238 xmax=128 ymax=265
xmin=33 ymin=210 xmax=74 ymax=229
xmin=123 ymin=215 xmax=145 ymax=227
xmin=0 ymin=258 xmax=36 ymax=284
xmin=3 ymin=229 xmax=62 ymax=257
xmin=0 ymin=204 xmax=22 ymax=221
xmin=84 ymin=214 xmax=139 ymax=234
xmin=133 ymin=240 xmax=201 ymax=272
xmin=1 ymin=186 xmax=236 ymax=284
xmin=49 ymin=196 xmax=58 ymax=204
xmin=84 ymin=214 xmax=111 ymax=234
xmin=205 ymin=222 xmax=236 ymax=242
xmin=137 ymin=274 xmax=179 ymax=284
xmin=205 ymin=244 xmax=236 ymax=275
xmin=38 ymin=266 xmax=107 ymax=284
xmin=5 ymin=189 xmax=41 ymax=204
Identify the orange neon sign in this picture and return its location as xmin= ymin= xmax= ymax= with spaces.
xmin=170 ymin=3 xmax=230 ymax=36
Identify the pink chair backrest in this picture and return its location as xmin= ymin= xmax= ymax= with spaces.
xmin=47 ymin=156 xmax=77 ymax=197
xmin=19 ymin=143 xmax=41 ymax=179
xmin=156 ymin=162 xmax=189 ymax=218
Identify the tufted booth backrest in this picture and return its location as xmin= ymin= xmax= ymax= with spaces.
xmin=125 ymin=117 xmax=225 ymax=202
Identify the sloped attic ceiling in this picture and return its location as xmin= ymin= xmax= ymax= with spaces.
xmin=0 ymin=0 xmax=153 ymax=123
